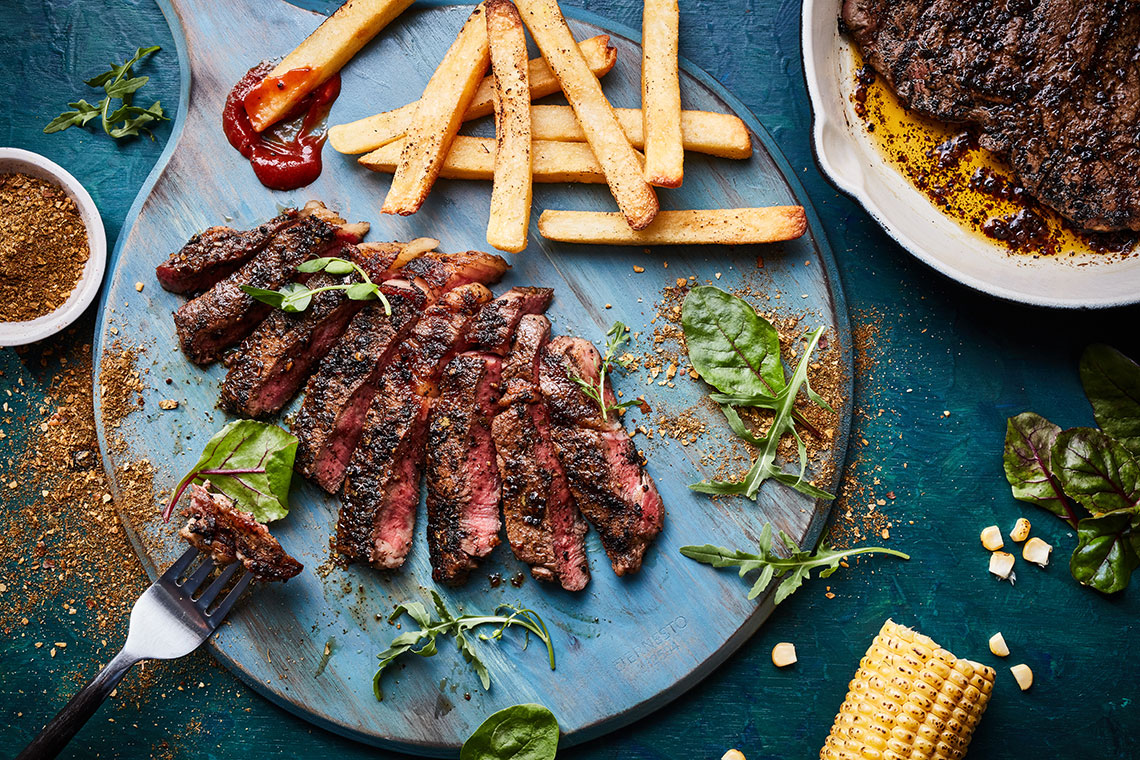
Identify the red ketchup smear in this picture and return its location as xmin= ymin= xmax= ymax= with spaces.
xmin=222 ymin=61 xmax=340 ymax=191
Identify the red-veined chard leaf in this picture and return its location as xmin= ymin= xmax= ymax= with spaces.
xmin=1051 ymin=427 xmax=1140 ymax=516
xmin=1070 ymin=512 xmax=1140 ymax=593
xmin=1080 ymin=344 xmax=1140 ymax=458
xmin=1003 ymin=412 xmax=1080 ymax=528
xmin=162 ymin=419 xmax=297 ymax=523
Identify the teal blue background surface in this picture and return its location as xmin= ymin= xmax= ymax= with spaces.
xmin=2 ymin=1 xmax=1138 ymax=758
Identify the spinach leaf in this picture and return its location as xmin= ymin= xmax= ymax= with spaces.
xmin=681 ymin=286 xmax=784 ymax=397
xmin=1051 ymin=427 xmax=1140 ymax=516
xmin=1070 ymin=513 xmax=1140 ymax=593
xmin=1080 ymin=344 xmax=1140 ymax=457
xmin=162 ymin=420 xmax=297 ymax=523
xmin=460 ymin=704 xmax=559 ymax=760
xmin=1003 ymin=412 xmax=1079 ymax=528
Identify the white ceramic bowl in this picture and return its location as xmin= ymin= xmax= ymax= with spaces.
xmin=0 ymin=147 xmax=107 ymax=346
xmin=802 ymin=0 xmax=1140 ymax=309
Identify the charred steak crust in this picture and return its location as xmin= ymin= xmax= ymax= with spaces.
xmin=842 ymin=0 xmax=1140 ymax=232
xmin=493 ymin=315 xmax=590 ymax=591
xmin=539 ymin=337 xmax=664 ymax=576
xmin=155 ymin=208 xmax=299 ymax=294
xmin=173 ymin=213 xmax=349 ymax=366
xmin=179 ymin=483 xmax=302 ymax=582
xmin=426 ymin=353 xmax=504 ymax=587
xmin=464 ymin=287 xmax=554 ymax=356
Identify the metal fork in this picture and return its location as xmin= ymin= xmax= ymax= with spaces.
xmin=16 ymin=547 xmax=252 ymax=760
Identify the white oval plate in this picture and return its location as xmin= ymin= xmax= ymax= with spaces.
xmin=0 ymin=147 xmax=107 ymax=346
xmin=801 ymin=0 xmax=1140 ymax=309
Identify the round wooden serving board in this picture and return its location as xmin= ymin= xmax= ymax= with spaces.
xmin=92 ymin=0 xmax=853 ymax=754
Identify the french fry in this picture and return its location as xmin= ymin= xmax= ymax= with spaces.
xmin=360 ymin=136 xmax=611 ymax=183
xmin=641 ymin=0 xmax=683 ymax=187
xmin=382 ymin=3 xmax=491 ymax=216
xmin=485 ymin=0 xmax=532 ymax=253
xmin=536 ymin=207 xmax=808 ymax=245
xmin=515 ymin=0 xmax=659 ymax=229
xmin=529 ymin=105 xmax=751 ymax=158
xmin=245 ymin=0 xmax=414 ymax=132
xmin=328 ymin=35 xmax=616 ymax=154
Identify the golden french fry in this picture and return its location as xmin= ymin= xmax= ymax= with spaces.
xmin=528 ymin=105 xmax=751 ymax=159
xmin=328 ymin=35 xmax=616 ymax=154
xmin=485 ymin=0 xmax=533 ymax=253
xmin=245 ymin=0 xmax=414 ymax=132
xmin=537 ymin=207 xmax=808 ymax=245
xmin=360 ymin=136 xmax=611 ymax=183
xmin=515 ymin=0 xmax=659 ymax=229
xmin=382 ymin=3 xmax=491 ymax=216
xmin=641 ymin=0 xmax=683 ymax=187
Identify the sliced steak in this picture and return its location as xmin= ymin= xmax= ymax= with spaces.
xmin=156 ymin=208 xmax=299 ymax=294
xmin=179 ymin=483 xmax=302 ymax=582
xmin=465 ymin=287 xmax=554 ymax=355
xmin=401 ymin=250 xmax=509 ymax=293
xmin=338 ymin=283 xmax=493 ymax=568
xmin=842 ymin=0 xmax=1140 ymax=231
xmin=426 ymin=353 xmax=504 ymax=586
xmin=293 ymin=281 xmax=427 ymax=491
xmin=173 ymin=207 xmax=366 ymax=365
xmin=492 ymin=315 xmax=590 ymax=591
xmin=539 ymin=336 xmax=663 ymax=576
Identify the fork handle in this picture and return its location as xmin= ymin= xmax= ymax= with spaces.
xmin=16 ymin=649 xmax=141 ymax=760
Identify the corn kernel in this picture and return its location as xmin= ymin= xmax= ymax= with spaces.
xmin=988 ymin=633 xmax=1009 ymax=657
xmin=1023 ymin=537 xmax=1052 ymax=567
xmin=1010 ymin=664 xmax=1033 ymax=691
xmin=771 ymin=642 xmax=797 ymax=668
xmin=980 ymin=525 xmax=1004 ymax=551
xmin=989 ymin=551 xmax=1016 ymax=581
xmin=1010 ymin=518 xmax=1031 ymax=542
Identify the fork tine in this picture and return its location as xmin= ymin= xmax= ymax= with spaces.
xmin=207 ymin=570 xmax=253 ymax=621
xmin=196 ymin=561 xmax=241 ymax=609
xmin=180 ymin=557 xmax=218 ymax=596
xmin=161 ymin=545 xmax=200 ymax=581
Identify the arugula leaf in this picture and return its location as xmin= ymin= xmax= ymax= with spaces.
xmin=570 ymin=321 xmax=641 ymax=422
xmin=162 ymin=420 xmax=298 ymax=523
xmin=242 ymin=256 xmax=391 ymax=316
xmin=46 ymin=45 xmax=167 ymax=140
xmin=1051 ymin=427 xmax=1140 ymax=516
xmin=461 ymin=704 xmax=559 ymax=760
xmin=43 ymin=100 xmax=102 ymax=133
xmin=680 ymin=524 xmax=909 ymax=603
xmin=1070 ymin=513 xmax=1140 ymax=593
xmin=681 ymin=286 xmax=785 ymax=397
xmin=1003 ymin=412 xmax=1079 ymax=528
xmin=373 ymin=591 xmax=555 ymax=701
xmin=1081 ymin=344 xmax=1140 ymax=457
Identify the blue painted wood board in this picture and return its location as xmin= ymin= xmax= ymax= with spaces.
xmin=85 ymin=0 xmax=850 ymax=754
xmin=3 ymin=1 xmax=1140 ymax=759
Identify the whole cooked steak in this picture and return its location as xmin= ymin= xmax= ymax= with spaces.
xmin=842 ymin=0 xmax=1140 ymax=232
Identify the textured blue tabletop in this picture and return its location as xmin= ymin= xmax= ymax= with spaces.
xmin=1 ymin=1 xmax=1138 ymax=758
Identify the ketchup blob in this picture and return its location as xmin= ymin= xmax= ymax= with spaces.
xmin=222 ymin=61 xmax=341 ymax=191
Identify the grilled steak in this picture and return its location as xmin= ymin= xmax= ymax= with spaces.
xmin=426 ymin=353 xmax=504 ymax=586
xmin=173 ymin=206 xmax=366 ymax=365
xmin=539 ymin=337 xmax=663 ymax=576
xmin=842 ymin=0 xmax=1140 ymax=232
xmin=465 ymin=287 xmax=554 ymax=355
xmin=180 ymin=483 xmax=302 ymax=582
xmin=493 ymin=315 xmax=590 ymax=590
xmin=402 ymin=250 xmax=509 ymax=293
xmin=156 ymin=209 xmax=299 ymax=294
xmin=338 ymin=283 xmax=493 ymax=568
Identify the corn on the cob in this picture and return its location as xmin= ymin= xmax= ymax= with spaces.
xmin=820 ymin=619 xmax=996 ymax=760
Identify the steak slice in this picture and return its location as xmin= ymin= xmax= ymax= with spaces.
xmin=842 ymin=0 xmax=1140 ymax=232
xmin=294 ymin=249 xmax=509 ymax=493
xmin=338 ymin=283 xmax=492 ymax=568
xmin=492 ymin=315 xmax=590 ymax=591
xmin=426 ymin=353 xmax=504 ymax=586
xmin=179 ymin=483 xmax=302 ymax=582
xmin=156 ymin=208 xmax=299 ymax=294
xmin=539 ymin=336 xmax=663 ymax=576
xmin=465 ymin=287 xmax=554 ymax=355
xmin=173 ymin=205 xmax=367 ymax=365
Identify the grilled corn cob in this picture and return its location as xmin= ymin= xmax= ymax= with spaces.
xmin=820 ymin=619 xmax=996 ymax=760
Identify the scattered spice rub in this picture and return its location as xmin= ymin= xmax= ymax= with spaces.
xmin=0 ymin=174 xmax=91 ymax=322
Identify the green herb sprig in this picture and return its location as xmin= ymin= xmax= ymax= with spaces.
xmin=1003 ymin=344 xmax=1140 ymax=593
xmin=162 ymin=420 xmax=298 ymax=523
xmin=680 ymin=524 xmax=909 ymax=604
xmin=681 ymin=286 xmax=834 ymax=500
xmin=571 ymin=321 xmax=641 ymax=422
xmin=374 ymin=591 xmax=555 ymax=701
xmin=461 ymin=704 xmax=560 ymax=760
xmin=45 ymin=46 xmax=169 ymax=139
xmin=241 ymin=256 xmax=392 ymax=315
